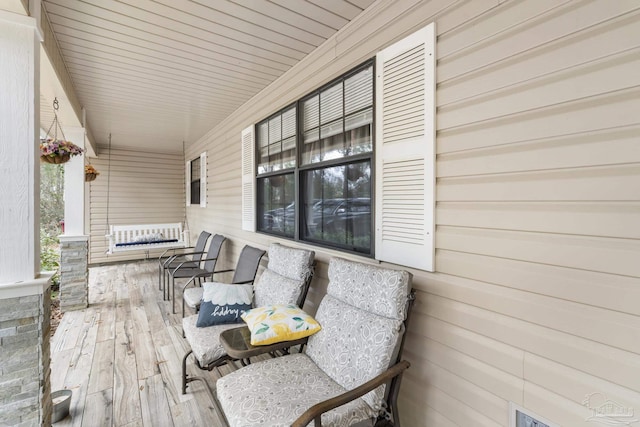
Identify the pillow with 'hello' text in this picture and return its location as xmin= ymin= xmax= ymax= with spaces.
xmin=196 ymin=283 xmax=253 ymax=328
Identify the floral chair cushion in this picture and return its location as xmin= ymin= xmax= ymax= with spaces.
xmin=327 ymin=257 xmax=412 ymax=320
xmin=306 ymin=294 xmax=402 ymax=411
xmin=217 ymin=353 xmax=376 ymax=427
xmin=253 ymin=268 xmax=305 ymax=308
xmin=241 ymin=304 xmax=321 ymax=346
xmin=182 ymin=315 xmax=241 ymax=366
xmin=266 ymin=243 xmax=314 ymax=282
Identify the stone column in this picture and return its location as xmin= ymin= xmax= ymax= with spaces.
xmin=58 ymin=236 xmax=89 ymax=312
xmin=59 ymin=126 xmax=89 ymax=312
xmin=0 ymin=5 xmax=51 ymax=426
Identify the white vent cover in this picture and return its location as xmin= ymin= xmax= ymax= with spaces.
xmin=509 ymin=403 xmax=560 ymax=427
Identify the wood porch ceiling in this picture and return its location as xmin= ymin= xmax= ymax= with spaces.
xmin=41 ymin=0 xmax=375 ymax=152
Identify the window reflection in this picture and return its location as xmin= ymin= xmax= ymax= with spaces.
xmin=257 ymin=174 xmax=295 ymax=237
xmin=302 ymin=161 xmax=371 ymax=253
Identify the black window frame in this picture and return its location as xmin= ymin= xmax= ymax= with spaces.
xmin=255 ymin=59 xmax=375 ymax=256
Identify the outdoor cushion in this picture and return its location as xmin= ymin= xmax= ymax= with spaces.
xmin=182 ymin=315 xmax=240 ymax=366
xmin=266 ymin=243 xmax=314 ymax=281
xmin=305 ymin=294 xmax=402 ymax=411
xmin=327 ymin=257 xmax=411 ymax=320
xmin=217 ymin=353 xmax=375 ymax=427
xmin=116 ymin=238 xmax=177 ymax=247
xmin=241 ymin=304 xmax=321 ymax=345
xmin=183 ymin=287 xmax=204 ymax=309
xmin=253 ymin=268 xmax=305 ymax=308
xmin=196 ymin=283 xmax=253 ymax=327
xmin=133 ymin=232 xmax=164 ymax=243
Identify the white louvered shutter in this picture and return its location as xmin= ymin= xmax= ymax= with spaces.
xmin=375 ymin=23 xmax=436 ymax=271
xmin=241 ymin=125 xmax=256 ymax=231
xmin=185 ymin=160 xmax=191 ymax=207
xmin=199 ymin=152 xmax=207 ymax=207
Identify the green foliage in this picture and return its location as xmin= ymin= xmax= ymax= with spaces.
xmin=40 ymin=163 xmax=64 ymax=289
xmin=40 ymin=230 xmax=60 ymax=289
xmin=40 ymin=162 xmax=64 ymax=236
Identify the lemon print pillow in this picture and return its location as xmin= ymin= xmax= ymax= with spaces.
xmin=241 ymin=304 xmax=321 ymax=346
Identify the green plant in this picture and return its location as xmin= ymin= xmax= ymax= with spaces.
xmin=40 ymin=161 xmax=64 ymax=291
xmin=40 ymin=230 xmax=60 ymax=290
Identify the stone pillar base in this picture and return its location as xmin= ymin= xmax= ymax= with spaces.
xmin=59 ymin=235 xmax=89 ymax=312
xmin=0 ymin=275 xmax=52 ymax=427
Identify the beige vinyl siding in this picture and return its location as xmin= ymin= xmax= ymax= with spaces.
xmin=179 ymin=1 xmax=640 ymax=426
xmin=88 ymin=147 xmax=186 ymax=264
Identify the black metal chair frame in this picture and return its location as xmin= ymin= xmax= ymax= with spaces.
xmin=168 ymin=234 xmax=226 ymax=314
xmin=181 ymin=245 xmax=266 ymax=318
xmin=157 ymin=230 xmax=211 ymax=299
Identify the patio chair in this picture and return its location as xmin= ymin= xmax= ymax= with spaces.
xmin=168 ymin=234 xmax=226 ymax=314
xmin=214 ymin=257 xmax=415 ymax=427
xmin=157 ymin=230 xmax=211 ymax=298
xmin=181 ymin=244 xmax=266 ymax=318
xmin=181 ymin=243 xmax=315 ymax=394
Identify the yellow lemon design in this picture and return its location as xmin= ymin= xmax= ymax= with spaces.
xmin=252 ymin=312 xmax=268 ymax=323
xmin=268 ymin=313 xmax=287 ymax=321
xmin=271 ymin=323 xmax=290 ymax=337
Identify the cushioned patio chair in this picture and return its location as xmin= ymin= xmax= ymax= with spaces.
xmin=181 ymin=243 xmax=315 ymax=394
xmin=181 ymin=245 xmax=266 ymax=318
xmin=168 ymin=234 xmax=226 ymax=314
xmin=157 ymin=230 xmax=211 ymax=298
xmin=214 ymin=257 xmax=415 ymax=427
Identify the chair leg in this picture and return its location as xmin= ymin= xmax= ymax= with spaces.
xmin=163 ymin=270 xmax=168 ymax=300
xmin=182 ymin=349 xmax=193 ymax=395
xmin=172 ymin=276 xmax=176 ymax=314
xmin=162 ymin=268 xmax=167 ymax=299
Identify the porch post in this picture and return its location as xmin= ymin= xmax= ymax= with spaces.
xmin=59 ymin=126 xmax=89 ymax=312
xmin=0 ymin=6 xmax=52 ymax=427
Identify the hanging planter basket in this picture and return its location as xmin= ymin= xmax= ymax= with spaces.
xmin=85 ymin=165 xmax=99 ymax=182
xmin=41 ymin=153 xmax=71 ymax=164
xmin=40 ymin=98 xmax=84 ymax=165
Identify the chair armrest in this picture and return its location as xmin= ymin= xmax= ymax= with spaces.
xmin=291 ymin=360 xmax=410 ymax=427
xmin=212 ymin=268 xmax=235 ymax=275
xmin=233 ymin=279 xmax=254 ymax=285
xmin=158 ymin=245 xmax=195 ymax=261
xmin=163 ymin=250 xmax=206 ymax=267
xmin=169 ymin=253 xmax=212 ymax=272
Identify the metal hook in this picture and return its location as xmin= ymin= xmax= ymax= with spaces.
xmin=53 ymin=98 xmax=59 ymax=111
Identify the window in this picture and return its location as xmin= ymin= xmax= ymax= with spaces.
xmin=254 ymin=62 xmax=374 ymax=254
xmin=186 ymin=152 xmax=206 ymax=207
xmin=244 ymin=22 xmax=435 ymax=269
xmin=301 ymin=161 xmax=371 ymax=254
xmin=190 ymin=157 xmax=201 ymax=205
xmin=256 ymin=105 xmax=297 ymax=238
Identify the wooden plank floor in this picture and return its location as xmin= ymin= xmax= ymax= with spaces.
xmin=51 ymin=261 xmax=235 ymax=427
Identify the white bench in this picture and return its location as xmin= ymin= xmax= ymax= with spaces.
xmin=106 ymin=223 xmax=189 ymax=255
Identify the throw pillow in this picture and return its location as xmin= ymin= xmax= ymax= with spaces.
xmin=241 ymin=304 xmax=321 ymax=346
xmin=196 ymin=283 xmax=253 ymax=328
xmin=133 ymin=232 xmax=163 ymax=243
